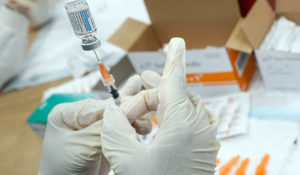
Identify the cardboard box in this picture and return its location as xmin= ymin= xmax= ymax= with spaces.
xmin=238 ymin=0 xmax=275 ymax=17
xmin=108 ymin=0 xmax=256 ymax=98
xmin=241 ymin=0 xmax=300 ymax=91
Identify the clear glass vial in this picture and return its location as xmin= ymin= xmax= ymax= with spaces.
xmin=65 ymin=0 xmax=100 ymax=50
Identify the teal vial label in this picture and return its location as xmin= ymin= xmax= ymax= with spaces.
xmin=81 ymin=10 xmax=92 ymax=31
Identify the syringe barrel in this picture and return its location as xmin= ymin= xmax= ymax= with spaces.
xmin=65 ymin=0 xmax=100 ymax=49
xmin=106 ymin=85 xmax=121 ymax=105
xmin=98 ymin=62 xmax=116 ymax=86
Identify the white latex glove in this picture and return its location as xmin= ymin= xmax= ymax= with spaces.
xmin=27 ymin=0 xmax=56 ymax=28
xmin=6 ymin=0 xmax=56 ymax=28
xmin=39 ymin=75 xmax=154 ymax=175
xmin=102 ymin=38 xmax=220 ymax=175
xmin=0 ymin=0 xmax=5 ymax=6
xmin=0 ymin=5 xmax=29 ymax=88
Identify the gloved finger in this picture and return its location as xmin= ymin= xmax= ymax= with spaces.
xmin=141 ymin=70 xmax=161 ymax=89
xmin=159 ymin=37 xmax=187 ymax=104
xmin=102 ymin=105 xmax=139 ymax=160
xmin=132 ymin=111 xmax=156 ymax=135
xmin=42 ymin=121 xmax=103 ymax=175
xmin=187 ymin=90 xmax=201 ymax=107
xmin=72 ymin=122 xmax=104 ymax=175
xmin=141 ymin=70 xmax=203 ymax=107
xmin=141 ymin=70 xmax=202 ymax=106
xmin=132 ymin=118 xmax=153 ymax=135
xmin=74 ymin=121 xmax=103 ymax=158
xmin=48 ymin=99 xmax=111 ymax=130
xmin=141 ymin=69 xmax=210 ymax=126
xmin=98 ymin=155 xmax=111 ymax=175
xmin=206 ymin=109 xmax=219 ymax=126
xmin=119 ymin=74 xmax=142 ymax=97
xmin=120 ymin=88 xmax=159 ymax=122
xmin=187 ymin=91 xmax=216 ymax=126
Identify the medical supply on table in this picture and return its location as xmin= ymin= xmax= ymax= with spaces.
xmin=216 ymin=154 xmax=269 ymax=175
xmin=260 ymin=17 xmax=300 ymax=53
xmin=217 ymin=118 xmax=300 ymax=175
xmin=279 ymin=122 xmax=300 ymax=175
xmin=235 ymin=158 xmax=250 ymax=175
xmin=204 ymin=93 xmax=250 ymax=139
xmin=65 ymin=0 xmax=120 ymax=105
xmin=255 ymin=154 xmax=270 ymax=175
xmin=42 ymin=71 xmax=100 ymax=101
xmin=219 ymin=155 xmax=240 ymax=175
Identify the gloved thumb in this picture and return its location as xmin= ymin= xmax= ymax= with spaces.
xmin=102 ymin=104 xmax=139 ymax=155
xmin=141 ymin=70 xmax=161 ymax=89
xmin=119 ymin=74 xmax=142 ymax=97
xmin=160 ymin=38 xmax=187 ymax=104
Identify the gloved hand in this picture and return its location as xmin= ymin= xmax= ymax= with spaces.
xmin=39 ymin=74 xmax=153 ymax=175
xmin=6 ymin=0 xmax=56 ymax=28
xmin=27 ymin=0 xmax=56 ymax=28
xmin=101 ymin=38 xmax=220 ymax=175
xmin=0 ymin=5 xmax=29 ymax=88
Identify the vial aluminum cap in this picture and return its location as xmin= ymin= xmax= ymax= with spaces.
xmin=81 ymin=39 xmax=101 ymax=50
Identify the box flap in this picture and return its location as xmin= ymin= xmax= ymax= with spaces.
xmin=144 ymin=0 xmax=241 ymax=49
xmin=277 ymin=12 xmax=300 ymax=25
xmin=109 ymin=18 xmax=161 ymax=51
xmin=276 ymin=0 xmax=300 ymax=13
xmin=276 ymin=0 xmax=300 ymax=25
xmin=226 ymin=18 xmax=253 ymax=53
xmin=241 ymin=0 xmax=275 ymax=49
xmin=108 ymin=18 xmax=147 ymax=51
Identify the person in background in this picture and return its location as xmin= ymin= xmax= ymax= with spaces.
xmin=0 ymin=0 xmax=56 ymax=88
xmin=39 ymin=38 xmax=220 ymax=175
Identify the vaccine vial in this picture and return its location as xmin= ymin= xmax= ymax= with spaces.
xmin=65 ymin=0 xmax=101 ymax=50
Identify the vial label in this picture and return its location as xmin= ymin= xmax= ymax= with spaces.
xmin=67 ymin=8 xmax=96 ymax=35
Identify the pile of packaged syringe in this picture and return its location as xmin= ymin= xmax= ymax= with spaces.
xmin=260 ymin=17 xmax=300 ymax=53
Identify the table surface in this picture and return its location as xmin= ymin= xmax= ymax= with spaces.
xmin=0 ymin=29 xmax=71 ymax=174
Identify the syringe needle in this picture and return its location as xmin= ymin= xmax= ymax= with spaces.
xmin=93 ymin=49 xmax=100 ymax=62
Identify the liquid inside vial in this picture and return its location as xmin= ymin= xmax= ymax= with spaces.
xmin=65 ymin=0 xmax=97 ymax=41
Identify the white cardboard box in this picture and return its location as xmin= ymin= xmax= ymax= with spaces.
xmin=128 ymin=48 xmax=252 ymax=98
xmin=255 ymin=50 xmax=300 ymax=91
xmin=241 ymin=0 xmax=300 ymax=91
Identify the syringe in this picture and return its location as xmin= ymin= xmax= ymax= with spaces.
xmin=65 ymin=0 xmax=120 ymax=105
xmin=278 ymin=122 xmax=300 ymax=174
xmin=93 ymin=50 xmax=121 ymax=105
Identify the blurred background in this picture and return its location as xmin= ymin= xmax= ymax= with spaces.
xmin=0 ymin=0 xmax=299 ymax=174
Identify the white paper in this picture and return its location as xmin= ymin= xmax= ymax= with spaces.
xmin=42 ymin=71 xmax=100 ymax=101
